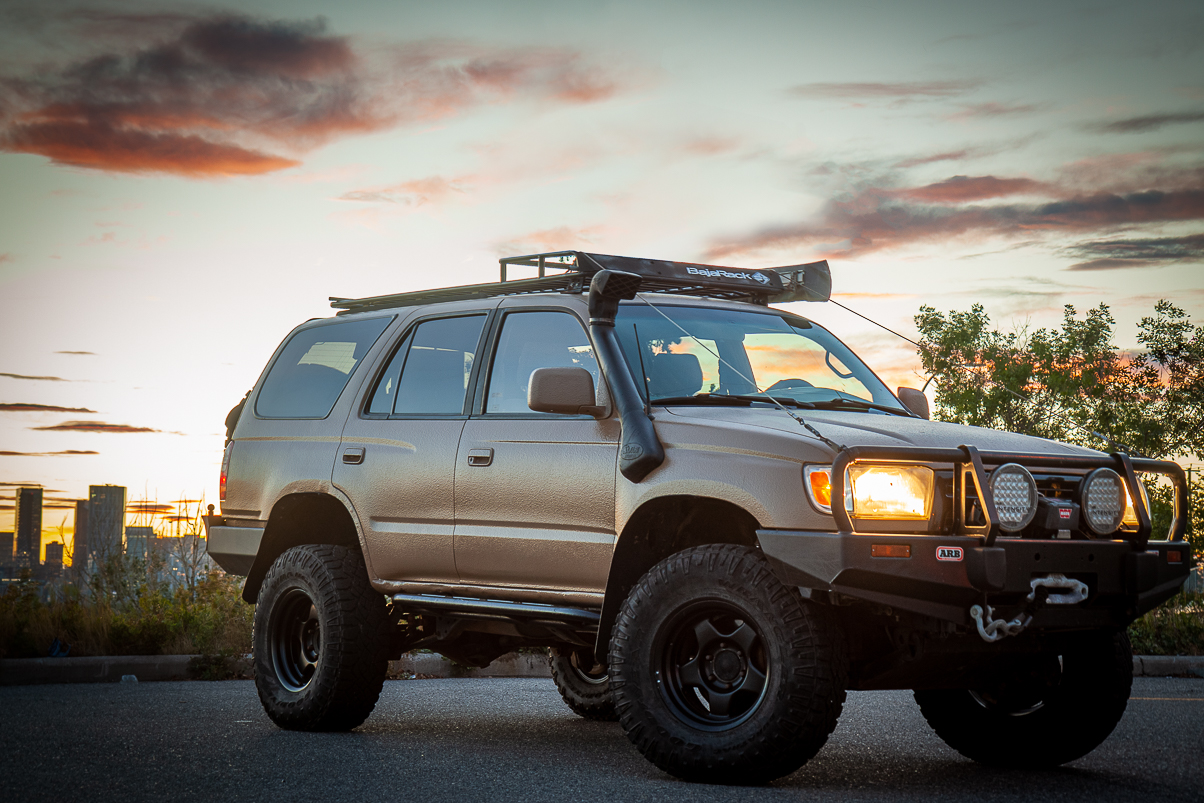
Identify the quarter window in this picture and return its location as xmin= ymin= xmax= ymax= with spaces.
xmin=255 ymin=317 xmax=392 ymax=419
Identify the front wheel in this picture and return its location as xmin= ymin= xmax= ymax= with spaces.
xmin=254 ymin=544 xmax=390 ymax=731
xmin=609 ymin=544 xmax=847 ymax=784
xmin=914 ymin=630 xmax=1133 ymax=768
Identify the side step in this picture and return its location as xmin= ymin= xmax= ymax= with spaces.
xmin=390 ymin=593 xmax=601 ymax=625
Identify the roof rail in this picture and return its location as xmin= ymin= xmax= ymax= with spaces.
xmin=330 ymin=251 xmax=831 ymax=315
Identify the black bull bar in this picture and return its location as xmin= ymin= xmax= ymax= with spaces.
xmin=757 ymin=445 xmax=1195 ymax=628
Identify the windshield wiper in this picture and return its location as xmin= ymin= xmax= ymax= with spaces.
xmin=807 ymin=397 xmax=914 ymax=417
xmin=651 ymin=393 xmax=817 ymax=409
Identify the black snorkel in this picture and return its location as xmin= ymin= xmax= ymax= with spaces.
xmin=588 ymin=269 xmax=665 ymax=482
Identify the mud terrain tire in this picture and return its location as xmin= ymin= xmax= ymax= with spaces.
xmin=609 ymin=544 xmax=847 ymax=784
xmin=914 ymin=630 xmax=1132 ymax=768
xmin=254 ymin=544 xmax=390 ymax=731
xmin=550 ymin=647 xmax=617 ymax=720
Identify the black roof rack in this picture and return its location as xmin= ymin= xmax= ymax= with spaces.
xmin=330 ymin=251 xmax=831 ymax=315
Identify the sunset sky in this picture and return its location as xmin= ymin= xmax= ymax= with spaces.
xmin=2 ymin=0 xmax=1202 ymax=558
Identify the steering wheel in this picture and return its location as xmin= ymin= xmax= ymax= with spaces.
xmin=767 ymin=378 xmax=814 ymax=390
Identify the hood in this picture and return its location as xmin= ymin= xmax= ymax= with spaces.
xmin=660 ymin=405 xmax=1102 ymax=458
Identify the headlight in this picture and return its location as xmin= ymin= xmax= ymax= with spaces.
xmin=989 ymin=463 xmax=1038 ymax=532
xmin=1080 ymin=467 xmax=1127 ymax=536
xmin=848 ymin=465 xmax=934 ymax=520
xmin=805 ymin=464 xmax=934 ymax=520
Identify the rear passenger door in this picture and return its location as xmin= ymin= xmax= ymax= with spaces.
xmin=334 ymin=311 xmax=490 ymax=585
xmin=454 ymin=308 xmax=620 ymax=597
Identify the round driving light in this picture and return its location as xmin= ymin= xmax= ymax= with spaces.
xmin=1081 ymin=467 xmax=1126 ymax=536
xmin=989 ymin=463 xmax=1038 ymax=532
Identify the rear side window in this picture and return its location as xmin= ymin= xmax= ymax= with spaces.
xmin=256 ymin=317 xmax=392 ymax=419
xmin=367 ymin=314 xmax=486 ymax=416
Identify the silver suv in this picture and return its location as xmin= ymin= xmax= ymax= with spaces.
xmin=206 ymin=251 xmax=1194 ymax=783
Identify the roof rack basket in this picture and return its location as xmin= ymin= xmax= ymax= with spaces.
xmin=330 ymin=251 xmax=831 ymax=315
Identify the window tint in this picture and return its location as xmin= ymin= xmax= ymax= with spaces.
xmin=486 ymin=311 xmax=597 ymax=413
xmin=389 ymin=315 xmax=486 ymax=415
xmin=366 ymin=332 xmax=411 ymax=415
xmin=256 ymin=317 xmax=392 ymax=418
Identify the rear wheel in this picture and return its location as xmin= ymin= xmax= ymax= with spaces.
xmin=914 ymin=630 xmax=1132 ymax=768
xmin=254 ymin=544 xmax=390 ymax=731
xmin=550 ymin=647 xmax=616 ymax=720
xmin=610 ymin=544 xmax=846 ymax=784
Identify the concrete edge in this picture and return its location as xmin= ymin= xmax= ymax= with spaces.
xmin=3 ymin=652 xmax=1201 ymax=685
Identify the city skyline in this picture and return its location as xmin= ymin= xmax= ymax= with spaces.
xmin=2 ymin=0 xmax=1202 ymax=540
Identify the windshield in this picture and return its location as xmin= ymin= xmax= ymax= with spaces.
xmin=614 ymin=303 xmax=905 ymax=411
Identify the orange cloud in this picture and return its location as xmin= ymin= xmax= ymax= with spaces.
xmin=897 ymin=175 xmax=1047 ymax=203
xmin=0 ymin=13 xmax=631 ymax=177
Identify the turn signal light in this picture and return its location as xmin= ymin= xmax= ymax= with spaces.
xmin=1167 ymin=551 xmax=1182 ymax=564
xmin=219 ymin=442 xmax=233 ymax=502
xmin=871 ymin=544 xmax=911 ymax=558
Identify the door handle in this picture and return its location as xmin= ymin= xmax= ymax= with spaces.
xmin=467 ymin=448 xmax=493 ymax=467
xmin=342 ymin=447 xmax=365 ymax=465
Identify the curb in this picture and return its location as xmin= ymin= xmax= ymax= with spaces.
xmin=389 ymin=652 xmax=551 ymax=679
xmin=2 ymin=653 xmax=1200 ymax=685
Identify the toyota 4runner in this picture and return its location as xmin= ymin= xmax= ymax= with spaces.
xmin=206 ymin=251 xmax=1194 ymax=784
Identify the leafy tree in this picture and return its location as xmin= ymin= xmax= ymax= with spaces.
xmin=914 ymin=300 xmax=1202 ymax=547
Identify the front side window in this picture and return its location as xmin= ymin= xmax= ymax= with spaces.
xmin=486 ymin=311 xmax=598 ymax=414
xmin=367 ymin=314 xmax=486 ymax=416
xmin=256 ymin=317 xmax=392 ymax=419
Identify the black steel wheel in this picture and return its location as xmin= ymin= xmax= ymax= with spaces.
xmin=269 ymin=588 xmax=323 ymax=692
xmin=610 ymin=544 xmax=846 ymax=784
xmin=254 ymin=544 xmax=390 ymax=731
xmin=914 ymin=630 xmax=1133 ymax=768
xmin=653 ymin=599 xmax=768 ymax=731
xmin=550 ymin=647 xmax=617 ymax=720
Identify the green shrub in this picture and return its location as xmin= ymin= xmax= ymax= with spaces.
xmin=1127 ymin=591 xmax=1204 ymax=656
xmin=0 ymin=570 xmax=253 ymax=660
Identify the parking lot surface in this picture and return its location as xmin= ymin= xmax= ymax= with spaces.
xmin=1 ymin=677 xmax=1201 ymax=802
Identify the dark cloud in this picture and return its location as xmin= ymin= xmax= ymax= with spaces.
xmin=0 ymin=449 xmax=99 ymax=456
xmin=790 ymin=80 xmax=981 ymax=101
xmin=1094 ymin=111 xmax=1204 ymax=134
xmin=0 ymin=13 xmax=627 ymax=177
xmin=127 ymin=502 xmax=173 ymax=515
xmin=707 ymin=185 xmax=1204 ymax=261
xmin=898 ymin=175 xmax=1046 ymax=203
xmin=31 ymin=420 xmax=159 ymax=433
xmin=1063 ymin=233 xmax=1204 ymax=271
xmin=0 ymin=372 xmax=67 ymax=381
xmin=0 ymin=403 xmax=96 ymax=412
xmin=55 ymin=351 xmax=96 ymax=355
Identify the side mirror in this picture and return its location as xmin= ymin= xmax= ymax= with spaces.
xmin=897 ymin=387 xmax=930 ymax=420
xmin=528 ymin=367 xmax=605 ymax=417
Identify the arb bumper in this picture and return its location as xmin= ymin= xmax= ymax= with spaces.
xmin=758 ymin=530 xmax=1193 ymax=628
xmin=759 ymin=444 xmax=1195 ymax=630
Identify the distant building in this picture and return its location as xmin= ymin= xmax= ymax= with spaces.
xmin=87 ymin=485 xmax=125 ymax=565
xmin=14 ymin=487 xmax=43 ymax=569
xmin=43 ymin=542 xmax=64 ymax=579
xmin=73 ymin=499 xmax=90 ymax=578
xmin=0 ymin=532 xmax=12 ymax=564
xmin=125 ymin=526 xmax=154 ymax=560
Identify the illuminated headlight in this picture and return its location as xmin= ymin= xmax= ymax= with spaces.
xmin=848 ymin=465 xmax=934 ymax=520
xmin=1081 ymin=467 xmax=1127 ymax=536
xmin=805 ymin=464 xmax=934 ymax=520
xmin=989 ymin=463 xmax=1038 ymax=532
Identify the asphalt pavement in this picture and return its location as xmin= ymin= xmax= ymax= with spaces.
xmin=1 ymin=677 xmax=1201 ymax=803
